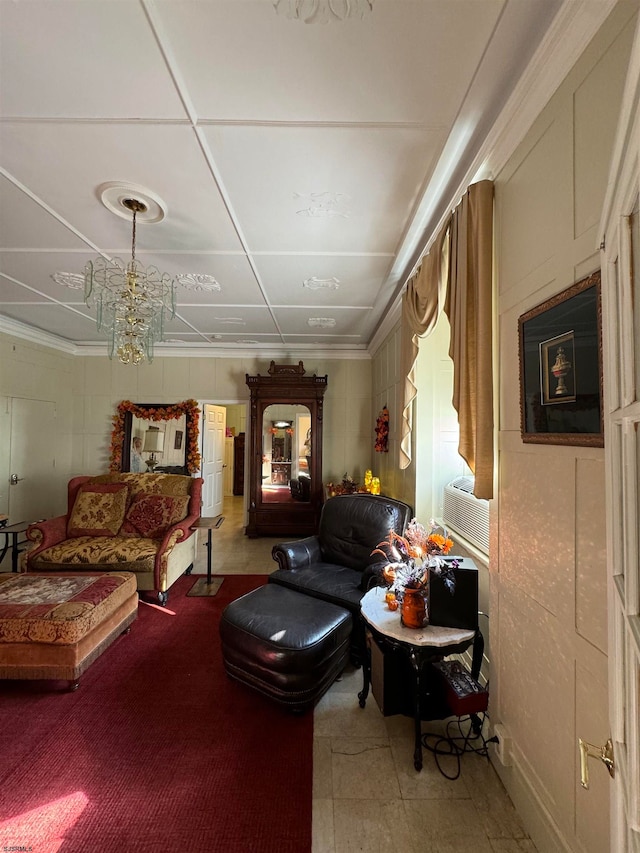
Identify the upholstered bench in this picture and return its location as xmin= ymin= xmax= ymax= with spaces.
xmin=0 ymin=571 xmax=138 ymax=690
xmin=219 ymin=585 xmax=352 ymax=712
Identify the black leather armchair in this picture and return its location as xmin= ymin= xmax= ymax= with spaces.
xmin=289 ymin=474 xmax=311 ymax=502
xmin=270 ymin=493 xmax=413 ymax=663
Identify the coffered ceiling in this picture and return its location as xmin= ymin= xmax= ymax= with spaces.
xmin=0 ymin=0 xmax=614 ymax=358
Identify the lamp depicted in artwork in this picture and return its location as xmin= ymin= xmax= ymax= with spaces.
xmin=143 ymin=427 xmax=165 ymax=471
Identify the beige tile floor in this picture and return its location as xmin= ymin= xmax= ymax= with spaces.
xmin=197 ymin=497 xmax=537 ymax=853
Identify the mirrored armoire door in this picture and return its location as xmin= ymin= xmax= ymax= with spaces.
xmin=245 ymin=361 xmax=327 ymax=538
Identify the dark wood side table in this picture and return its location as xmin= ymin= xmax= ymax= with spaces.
xmin=359 ymin=586 xmax=477 ymax=771
xmin=191 ymin=516 xmax=224 ymax=585
xmin=0 ymin=521 xmax=36 ymax=573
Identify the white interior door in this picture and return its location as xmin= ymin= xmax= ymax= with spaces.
xmin=201 ymin=404 xmax=226 ymax=517
xmin=9 ymin=398 xmax=57 ymax=522
xmin=599 ymin=19 xmax=640 ymax=850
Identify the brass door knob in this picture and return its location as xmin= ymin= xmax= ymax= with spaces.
xmin=579 ymin=737 xmax=615 ymax=789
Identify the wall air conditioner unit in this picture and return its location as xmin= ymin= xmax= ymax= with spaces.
xmin=443 ymin=476 xmax=489 ymax=555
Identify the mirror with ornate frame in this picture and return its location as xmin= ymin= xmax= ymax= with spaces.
xmin=246 ymin=362 xmax=327 ymax=537
xmin=109 ymin=400 xmax=201 ymax=474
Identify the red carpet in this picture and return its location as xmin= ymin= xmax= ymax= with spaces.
xmin=261 ymin=487 xmax=295 ymax=504
xmin=0 ymin=575 xmax=313 ymax=853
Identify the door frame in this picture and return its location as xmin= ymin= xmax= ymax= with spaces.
xmin=598 ymin=12 xmax=640 ymax=850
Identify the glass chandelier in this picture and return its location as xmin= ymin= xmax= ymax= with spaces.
xmin=273 ymin=0 xmax=373 ymax=24
xmin=84 ymin=198 xmax=175 ymax=365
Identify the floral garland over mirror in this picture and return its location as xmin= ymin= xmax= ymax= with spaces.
xmin=109 ymin=399 xmax=201 ymax=474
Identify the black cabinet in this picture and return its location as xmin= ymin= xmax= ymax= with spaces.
xmin=368 ymin=631 xmax=451 ymax=720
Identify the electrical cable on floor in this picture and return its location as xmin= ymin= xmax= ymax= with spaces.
xmin=421 ymin=711 xmax=499 ymax=780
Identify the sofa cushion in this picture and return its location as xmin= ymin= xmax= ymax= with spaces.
xmin=28 ymin=536 xmax=157 ymax=574
xmin=124 ymin=494 xmax=190 ymax=540
xmin=67 ymin=483 xmax=129 ymax=538
xmin=90 ymin=473 xmax=192 ymax=498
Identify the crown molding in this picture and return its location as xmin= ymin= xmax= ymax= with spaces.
xmin=0 ymin=315 xmax=79 ymax=354
xmin=368 ymin=292 xmax=402 ymax=356
xmin=0 ymin=315 xmax=370 ymax=360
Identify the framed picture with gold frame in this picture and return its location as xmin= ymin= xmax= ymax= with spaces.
xmin=518 ymin=270 xmax=603 ymax=446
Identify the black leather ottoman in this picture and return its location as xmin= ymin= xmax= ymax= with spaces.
xmin=219 ymin=584 xmax=352 ymax=712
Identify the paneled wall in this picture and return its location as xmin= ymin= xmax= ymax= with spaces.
xmin=371 ymin=324 xmax=415 ymax=507
xmin=0 ymin=333 xmax=75 ymax=517
xmin=68 ymin=353 xmax=372 ymax=491
xmin=492 ymin=6 xmax=636 ymax=851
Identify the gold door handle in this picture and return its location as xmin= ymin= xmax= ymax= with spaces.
xmin=579 ymin=737 xmax=615 ymax=789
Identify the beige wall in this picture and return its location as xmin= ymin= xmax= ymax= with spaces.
xmin=0 ymin=340 xmax=373 ymax=516
xmin=371 ymin=324 xmax=415 ymax=508
xmin=492 ymin=5 xmax=636 ymax=851
xmin=0 ymin=333 xmax=76 ymax=517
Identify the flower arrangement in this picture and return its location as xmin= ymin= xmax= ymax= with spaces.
xmin=372 ymin=518 xmax=457 ymax=598
xmin=325 ymin=472 xmax=360 ymax=496
xmin=109 ymin=399 xmax=201 ymax=474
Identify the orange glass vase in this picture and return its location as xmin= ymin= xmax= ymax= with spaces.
xmin=400 ymin=587 xmax=427 ymax=629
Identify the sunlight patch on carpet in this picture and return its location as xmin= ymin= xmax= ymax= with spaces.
xmin=0 ymin=790 xmax=89 ymax=850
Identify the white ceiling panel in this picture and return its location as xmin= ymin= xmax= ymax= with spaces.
xmin=175 ymin=305 xmax=282 ymax=336
xmin=0 ymin=177 xmax=88 ymax=251
xmin=0 ymin=270 xmax=84 ymax=306
xmin=1 ymin=252 xmax=98 ymax=302
xmin=0 ymin=122 xmax=244 ymax=253
xmin=0 ymin=1 xmax=186 ymax=120
xmin=253 ymin=253 xmax=391 ymax=306
xmin=203 ymin=124 xmax=442 ymax=253
xmin=156 ymin=0 xmax=503 ymax=124
xmin=273 ymin=305 xmax=372 ymax=336
xmin=0 ymin=0 xmax=605 ymax=359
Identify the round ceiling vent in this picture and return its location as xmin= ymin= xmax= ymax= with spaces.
xmin=98 ymin=182 xmax=167 ymax=224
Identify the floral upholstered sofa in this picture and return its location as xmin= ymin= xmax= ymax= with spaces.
xmin=25 ymin=473 xmax=203 ymax=605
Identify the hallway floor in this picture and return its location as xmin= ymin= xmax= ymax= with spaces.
xmin=194 ymin=496 xmax=537 ymax=853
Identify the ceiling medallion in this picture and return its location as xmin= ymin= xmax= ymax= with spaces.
xmin=51 ymin=271 xmax=85 ymax=290
xmin=274 ymin=0 xmax=373 ymax=24
xmin=98 ymin=182 xmax=166 ymax=223
xmin=295 ymin=192 xmax=350 ymax=218
xmin=176 ymin=273 xmax=222 ymax=292
xmin=303 ymin=276 xmax=340 ymax=291
xmin=307 ymin=317 xmax=336 ymax=328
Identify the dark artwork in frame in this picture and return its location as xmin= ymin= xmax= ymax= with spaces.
xmin=518 ymin=270 xmax=603 ymax=447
